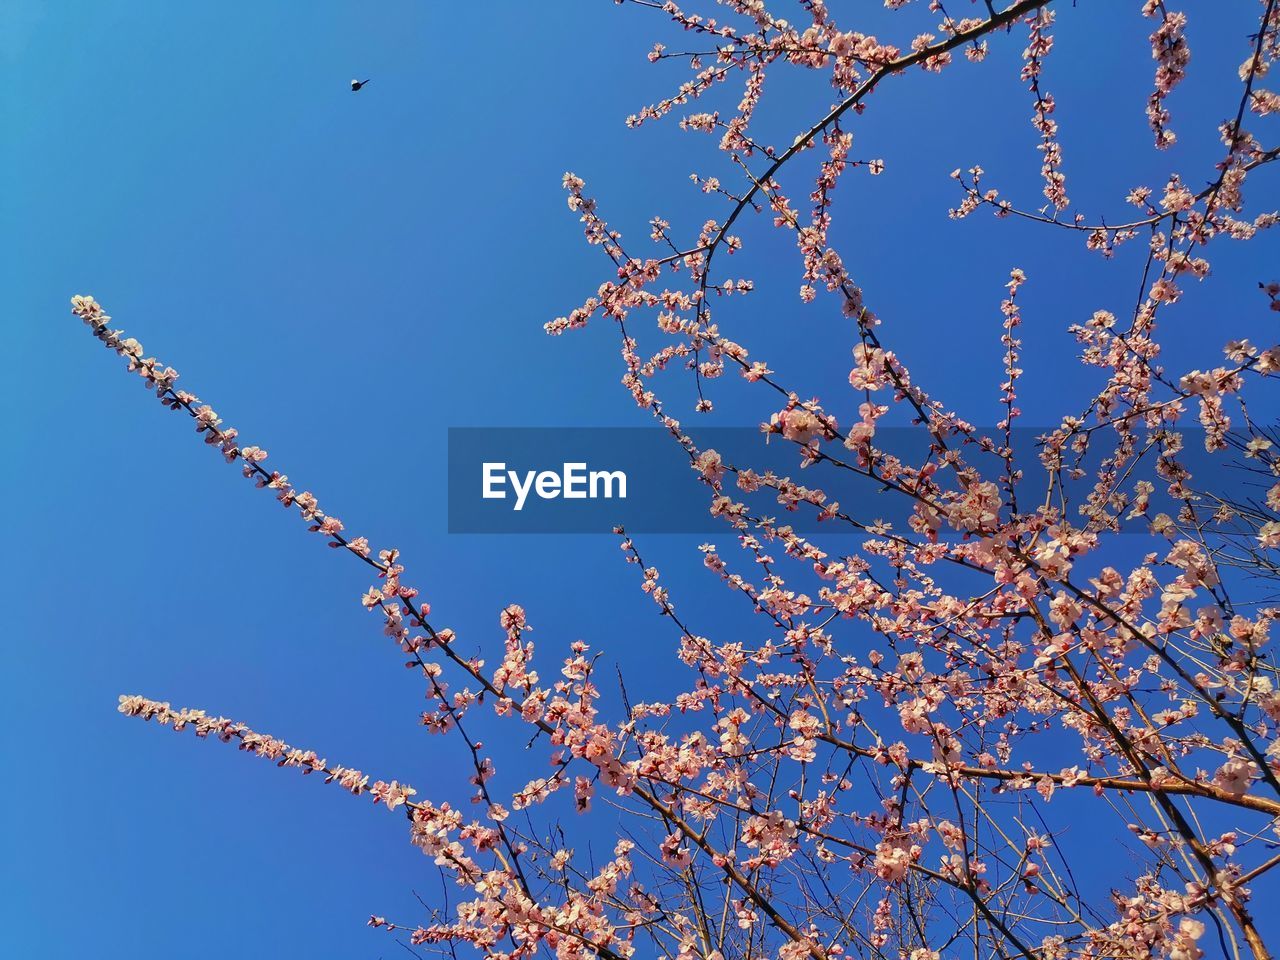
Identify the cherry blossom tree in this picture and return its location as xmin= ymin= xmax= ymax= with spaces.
xmin=65 ymin=1 xmax=1280 ymax=959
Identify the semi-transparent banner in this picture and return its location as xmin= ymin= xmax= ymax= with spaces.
xmin=447 ymin=427 xmax=1261 ymax=534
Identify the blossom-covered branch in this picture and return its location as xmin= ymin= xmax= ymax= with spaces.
xmin=66 ymin=1 xmax=1280 ymax=958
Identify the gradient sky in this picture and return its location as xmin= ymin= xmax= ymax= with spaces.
xmin=4 ymin=2 xmax=1278 ymax=957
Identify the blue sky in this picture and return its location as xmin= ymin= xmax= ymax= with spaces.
xmin=4 ymin=1 xmax=1278 ymax=957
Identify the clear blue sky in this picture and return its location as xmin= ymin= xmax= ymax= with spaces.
xmin=4 ymin=2 xmax=1277 ymax=957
